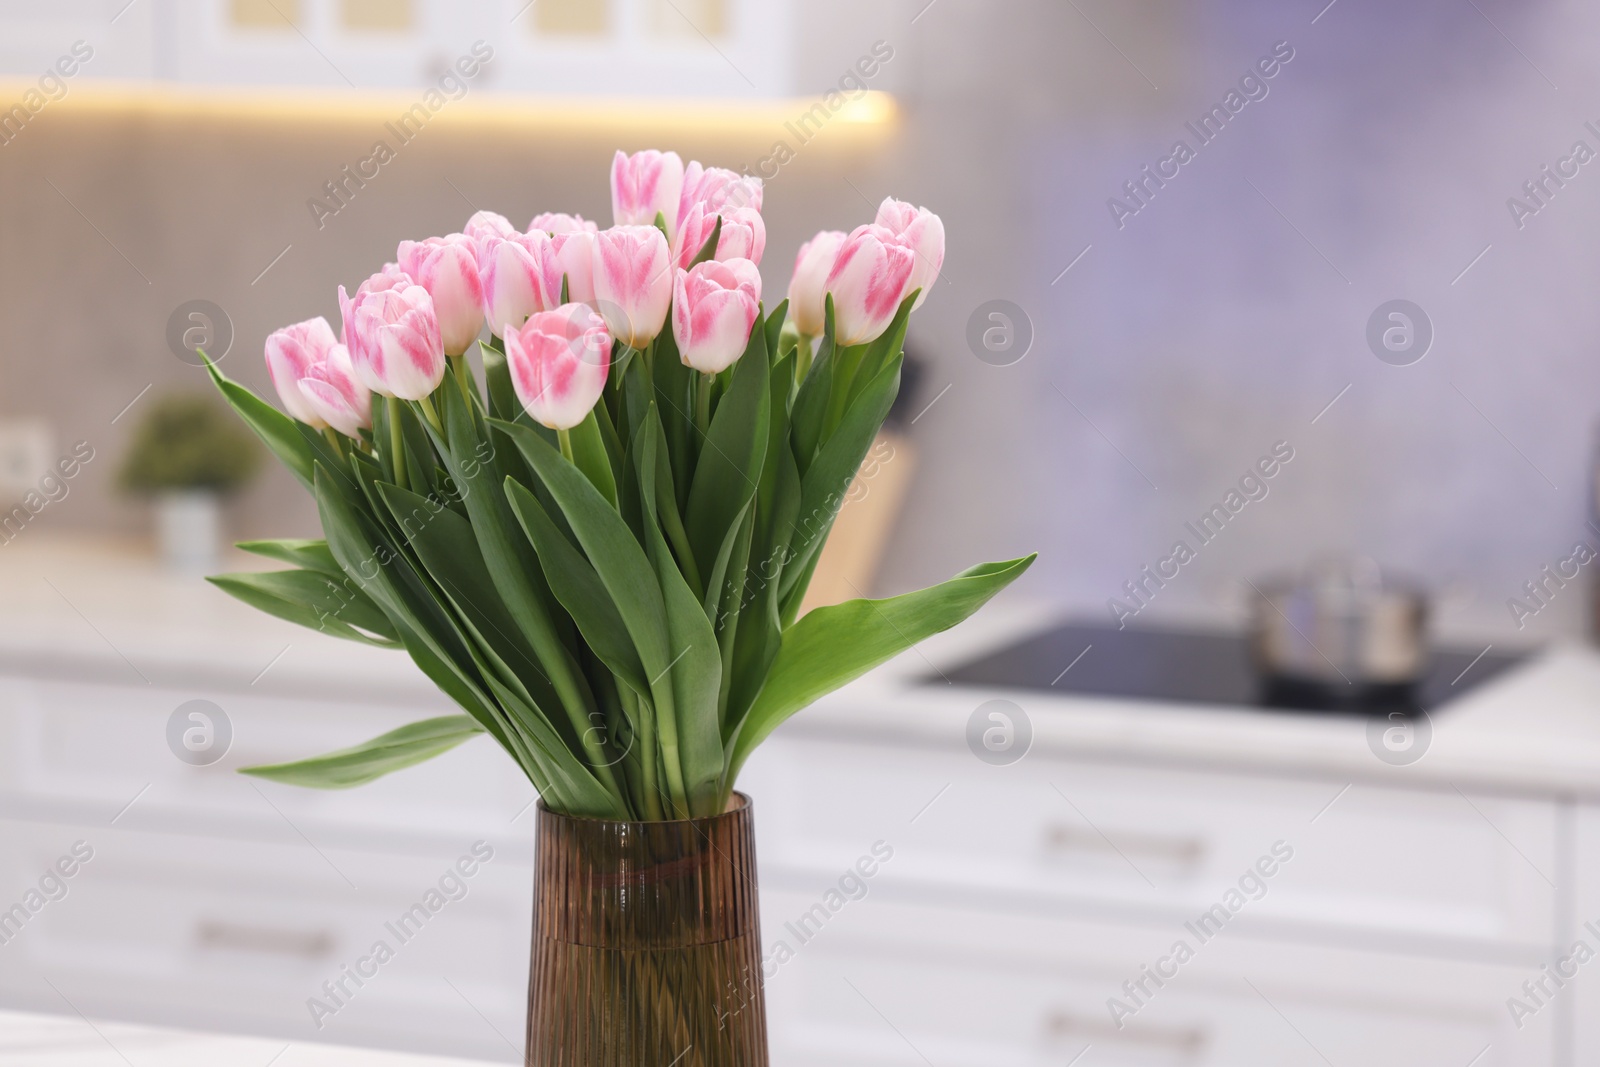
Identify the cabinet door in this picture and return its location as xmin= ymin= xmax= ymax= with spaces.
xmin=743 ymin=734 xmax=1561 ymax=954
xmin=759 ymin=892 xmax=1555 ymax=1067
xmin=0 ymin=675 xmax=532 ymax=848
xmin=0 ymin=818 xmax=531 ymax=1062
xmin=0 ymin=3 xmax=156 ymax=80
xmin=0 ymin=674 xmax=540 ymax=1061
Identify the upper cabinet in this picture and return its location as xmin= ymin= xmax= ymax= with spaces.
xmin=0 ymin=0 xmax=796 ymax=98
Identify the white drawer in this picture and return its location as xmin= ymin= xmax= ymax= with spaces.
xmin=0 ymin=820 xmax=531 ymax=1062
xmin=759 ymin=892 xmax=1555 ymax=1067
xmin=0 ymin=675 xmax=536 ymax=849
xmin=743 ymin=735 xmax=1559 ymax=954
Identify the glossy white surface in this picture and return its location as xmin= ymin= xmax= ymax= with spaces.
xmin=0 ymin=1009 xmax=496 ymax=1066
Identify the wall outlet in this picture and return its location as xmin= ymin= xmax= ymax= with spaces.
xmin=0 ymin=419 xmax=55 ymax=499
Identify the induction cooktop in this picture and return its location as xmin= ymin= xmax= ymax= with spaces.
xmin=939 ymin=621 xmax=1530 ymax=715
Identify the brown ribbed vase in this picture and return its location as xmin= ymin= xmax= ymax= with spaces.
xmin=525 ymin=793 xmax=769 ymax=1067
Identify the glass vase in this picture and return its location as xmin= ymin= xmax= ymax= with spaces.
xmin=525 ymin=792 xmax=769 ymax=1066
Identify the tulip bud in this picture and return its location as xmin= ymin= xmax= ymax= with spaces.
xmin=714 ymin=207 xmax=765 ymax=266
xmin=298 ymin=343 xmax=372 ymax=438
xmin=341 ymin=266 xmax=402 ymax=390
xmin=874 ymin=198 xmax=944 ymax=310
xmin=397 ymin=234 xmax=485 ymax=356
xmin=530 ymin=212 xmax=599 ymax=235
xmin=824 ymin=224 xmax=916 ymax=347
xmin=677 ymin=161 xmax=763 ymax=229
xmin=673 ymin=259 xmax=762 ymax=375
xmin=339 ymin=262 xmax=408 ymax=340
xmin=592 ymin=225 xmax=674 ymax=349
xmin=673 ymin=202 xmax=767 ymax=270
xmin=673 ymin=202 xmax=719 ymax=270
xmin=611 ymin=149 xmax=685 ymax=237
xmin=265 ymin=316 xmax=340 ymax=427
xmin=552 ymin=229 xmax=598 ymax=305
xmin=478 ymin=230 xmax=563 ymax=337
xmin=342 ymin=281 xmax=447 ymax=400
xmin=464 ymin=210 xmax=517 ymax=246
xmin=504 ymin=304 xmax=611 ymax=431
xmin=787 ymin=230 xmax=847 ymax=337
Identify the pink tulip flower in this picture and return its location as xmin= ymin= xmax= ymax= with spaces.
xmin=265 ymin=316 xmax=341 ymax=427
xmin=592 ymin=225 xmax=673 ymax=349
xmin=464 ymin=210 xmax=517 ymax=246
xmin=787 ymin=230 xmax=847 ymax=337
xmin=341 ymin=266 xmax=406 ymax=390
xmin=342 ymin=281 xmax=447 ymax=400
xmin=677 ymin=162 xmax=763 ymax=229
xmin=673 ymin=202 xmax=767 ymax=270
xmin=478 ymin=230 xmax=563 ymax=337
xmin=611 ymin=150 xmax=685 ymax=237
xmin=298 ymin=343 xmax=371 ymax=438
xmin=714 ymin=207 xmax=765 ymax=265
xmin=673 ymin=259 xmax=762 ymax=375
xmin=398 ymin=234 xmax=485 ymax=356
xmin=504 ymin=304 xmax=611 ymax=431
xmin=551 ymin=229 xmax=598 ymax=305
xmin=874 ymin=198 xmax=945 ymax=309
xmin=529 ymin=212 xmax=599 ymax=235
xmin=824 ymin=224 xmax=916 ymax=347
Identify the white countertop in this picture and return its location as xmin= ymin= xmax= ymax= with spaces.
xmin=0 ymin=1010 xmax=495 ymax=1067
xmin=807 ymin=598 xmax=1600 ymax=801
xmin=0 ymin=538 xmax=444 ymax=705
xmin=7 ymin=538 xmax=1600 ymax=800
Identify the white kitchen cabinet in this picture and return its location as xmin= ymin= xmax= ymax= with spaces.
xmin=758 ymin=890 xmax=1555 ymax=1067
xmin=747 ymin=735 xmax=1562 ymax=957
xmin=0 ymin=820 xmax=530 ymax=1060
xmin=0 ymin=675 xmax=531 ymax=849
xmin=0 ymin=2 xmax=158 ymax=82
xmin=0 ymin=1 xmax=799 ymax=98
xmin=0 ymin=655 xmax=1589 ymax=1067
xmin=0 ymin=673 xmax=535 ymax=1062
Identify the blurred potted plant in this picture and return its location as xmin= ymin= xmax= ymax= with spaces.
xmin=119 ymin=391 xmax=261 ymax=571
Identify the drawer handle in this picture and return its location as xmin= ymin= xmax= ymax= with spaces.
xmin=196 ymin=921 xmax=335 ymax=960
xmin=1043 ymin=824 xmax=1206 ymax=869
xmin=1046 ymin=1010 xmax=1206 ymax=1056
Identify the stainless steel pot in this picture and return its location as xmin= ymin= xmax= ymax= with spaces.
xmin=1249 ymin=556 xmax=1429 ymax=690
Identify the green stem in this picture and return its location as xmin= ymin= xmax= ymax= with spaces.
xmin=695 ymin=372 xmax=713 ymax=435
xmin=386 ymin=396 xmax=409 ymax=491
xmin=657 ymin=723 xmax=690 ymax=819
xmin=621 ymin=687 xmax=665 ymax=821
xmin=451 ymin=354 xmax=475 ymax=410
xmin=417 ymin=394 xmax=443 ymax=434
xmin=795 ymin=334 xmax=814 ymax=384
xmin=322 ymin=427 xmax=342 ymax=453
xmin=557 ymin=427 xmax=574 ymax=464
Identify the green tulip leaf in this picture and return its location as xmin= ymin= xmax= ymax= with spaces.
xmin=207 ymin=569 xmax=399 ymax=648
xmin=235 ymin=538 xmax=342 ymax=577
xmin=728 ymin=554 xmax=1037 ymax=783
xmin=241 ymin=715 xmax=485 ymax=789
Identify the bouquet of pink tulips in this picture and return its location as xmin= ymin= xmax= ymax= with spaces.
xmin=207 ymin=149 xmax=1033 ymax=821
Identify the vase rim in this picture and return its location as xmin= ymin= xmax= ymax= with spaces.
xmin=535 ymin=791 xmax=752 ymax=826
